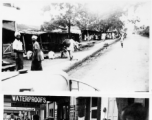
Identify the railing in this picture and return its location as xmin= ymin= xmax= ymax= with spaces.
xmin=3 ymin=44 xmax=13 ymax=55
xmin=69 ymin=79 xmax=99 ymax=91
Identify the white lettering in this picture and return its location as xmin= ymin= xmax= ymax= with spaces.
xmin=22 ymin=96 xmax=25 ymax=102
xmin=28 ymin=96 xmax=31 ymax=102
xmin=27 ymin=96 xmax=31 ymax=102
xmin=16 ymin=96 xmax=20 ymax=102
xmin=19 ymin=96 xmax=22 ymax=101
xmin=31 ymin=97 xmax=35 ymax=102
xmin=12 ymin=96 xmax=46 ymax=103
xmin=25 ymin=96 xmax=28 ymax=102
xmin=39 ymin=97 xmax=42 ymax=103
xmin=43 ymin=98 xmax=47 ymax=103
xmin=12 ymin=96 xmax=16 ymax=101
xmin=35 ymin=97 xmax=38 ymax=102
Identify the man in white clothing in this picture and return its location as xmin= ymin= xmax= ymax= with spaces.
xmin=12 ymin=31 xmax=24 ymax=70
xmin=67 ymin=38 xmax=77 ymax=60
xmin=62 ymin=37 xmax=77 ymax=60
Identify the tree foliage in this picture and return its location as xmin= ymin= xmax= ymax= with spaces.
xmin=41 ymin=2 xmax=126 ymax=33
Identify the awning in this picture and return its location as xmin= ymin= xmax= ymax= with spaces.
xmin=2 ymin=21 xmax=42 ymax=33
xmin=19 ymin=30 xmax=46 ymax=35
xmin=70 ymin=29 xmax=81 ymax=34
xmin=4 ymin=107 xmax=35 ymax=111
xmin=3 ymin=21 xmax=15 ymax=31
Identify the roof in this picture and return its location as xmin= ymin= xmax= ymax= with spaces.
xmin=2 ymin=20 xmax=42 ymax=34
xmin=17 ymin=23 xmax=40 ymax=31
xmin=50 ymin=26 xmax=81 ymax=34
xmin=3 ymin=21 xmax=15 ymax=31
xmin=70 ymin=26 xmax=81 ymax=34
xmin=20 ymin=30 xmax=46 ymax=35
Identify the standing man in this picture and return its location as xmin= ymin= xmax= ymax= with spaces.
xmin=67 ymin=37 xmax=77 ymax=60
xmin=31 ymin=35 xmax=43 ymax=71
xmin=13 ymin=31 xmax=24 ymax=71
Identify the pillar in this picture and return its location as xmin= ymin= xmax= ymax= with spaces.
xmin=97 ymin=98 xmax=101 ymax=120
xmin=85 ymin=98 xmax=90 ymax=120
xmin=46 ymin=101 xmax=50 ymax=118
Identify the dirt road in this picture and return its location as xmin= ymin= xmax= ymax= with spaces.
xmin=69 ymin=34 xmax=149 ymax=93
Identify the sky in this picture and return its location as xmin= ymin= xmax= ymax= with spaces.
xmin=3 ymin=0 xmax=151 ymax=27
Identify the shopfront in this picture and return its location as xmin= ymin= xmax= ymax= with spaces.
xmin=75 ymin=97 xmax=101 ymax=120
xmin=4 ymin=95 xmax=70 ymax=120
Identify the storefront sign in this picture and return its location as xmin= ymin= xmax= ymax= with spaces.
xmin=11 ymin=96 xmax=47 ymax=104
xmin=11 ymin=102 xmax=40 ymax=108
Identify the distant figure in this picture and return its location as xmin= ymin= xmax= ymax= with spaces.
xmin=104 ymin=43 xmax=109 ymax=49
xmin=48 ymin=51 xmax=55 ymax=59
xmin=12 ymin=31 xmax=24 ymax=71
xmin=31 ymin=35 xmax=43 ymax=71
xmin=121 ymin=103 xmax=147 ymax=120
xmin=123 ymin=32 xmax=127 ymax=39
xmin=112 ymin=32 xmax=115 ymax=39
xmin=84 ymin=35 xmax=87 ymax=41
xmin=95 ymin=35 xmax=98 ymax=40
xmin=102 ymin=33 xmax=107 ymax=41
xmin=26 ymin=51 xmax=33 ymax=60
xmin=120 ymin=33 xmax=124 ymax=48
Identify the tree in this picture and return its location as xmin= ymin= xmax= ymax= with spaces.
xmin=41 ymin=3 xmax=80 ymax=38
xmin=41 ymin=2 xmax=126 ymax=35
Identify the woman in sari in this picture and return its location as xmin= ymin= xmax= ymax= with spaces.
xmin=31 ymin=35 xmax=43 ymax=71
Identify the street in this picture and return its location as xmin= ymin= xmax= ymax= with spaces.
xmin=2 ymin=2 xmax=151 ymax=120
xmin=68 ymin=34 xmax=149 ymax=92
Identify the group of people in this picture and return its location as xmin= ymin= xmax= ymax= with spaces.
xmin=13 ymin=32 xmax=43 ymax=71
xmin=13 ymin=32 xmax=78 ymax=71
xmin=4 ymin=114 xmax=39 ymax=120
xmin=84 ymin=32 xmax=118 ymax=41
xmin=12 ymin=30 xmax=126 ymax=72
xmin=4 ymin=114 xmax=30 ymax=120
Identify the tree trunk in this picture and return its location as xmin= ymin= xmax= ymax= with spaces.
xmin=68 ymin=19 xmax=71 ymax=38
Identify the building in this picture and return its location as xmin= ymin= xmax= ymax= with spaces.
xmin=3 ymin=95 xmax=149 ymax=120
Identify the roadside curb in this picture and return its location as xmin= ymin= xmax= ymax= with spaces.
xmin=64 ymin=37 xmax=121 ymax=73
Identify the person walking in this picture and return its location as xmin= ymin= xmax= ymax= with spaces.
xmin=63 ymin=37 xmax=77 ymax=61
xmin=31 ymin=35 xmax=43 ymax=71
xmin=120 ymin=33 xmax=124 ymax=48
xmin=12 ymin=31 xmax=24 ymax=71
